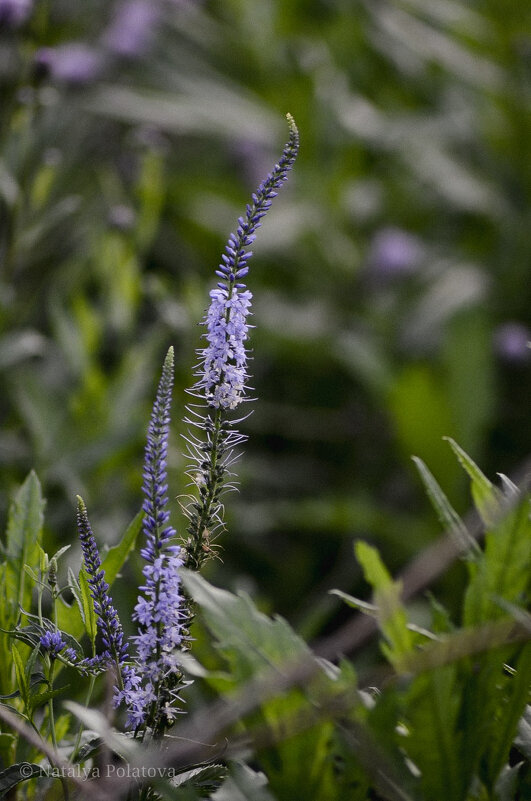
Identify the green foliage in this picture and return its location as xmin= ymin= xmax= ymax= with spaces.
xmin=183 ymin=570 xmax=366 ymax=801
xmin=354 ymin=541 xmax=413 ymax=670
xmin=3 ymin=471 xmax=44 ymax=623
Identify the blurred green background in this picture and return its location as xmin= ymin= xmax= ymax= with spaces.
xmin=1 ymin=0 xmax=530 ymax=641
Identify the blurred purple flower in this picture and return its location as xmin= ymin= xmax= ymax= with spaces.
xmin=0 ymin=0 xmax=32 ymax=29
xmin=494 ymin=322 xmax=531 ymax=363
xmin=367 ymin=227 xmax=423 ymax=279
xmin=103 ymin=0 xmax=159 ymax=58
xmin=34 ymin=44 xmax=103 ymax=85
xmin=108 ymin=204 xmax=136 ymax=230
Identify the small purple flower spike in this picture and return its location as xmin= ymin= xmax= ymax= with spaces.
xmin=115 ymin=347 xmax=187 ymax=732
xmin=77 ymin=496 xmax=127 ymax=674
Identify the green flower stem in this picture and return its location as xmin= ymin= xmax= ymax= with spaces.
xmin=184 ymin=406 xmax=224 ymax=571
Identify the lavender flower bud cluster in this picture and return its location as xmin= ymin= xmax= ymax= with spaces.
xmin=182 ymin=115 xmax=299 ymax=571
xmin=77 ymin=497 xmax=128 ymax=674
xmin=115 ymin=348 xmax=187 ymax=733
xmin=39 ymin=631 xmax=76 ymax=662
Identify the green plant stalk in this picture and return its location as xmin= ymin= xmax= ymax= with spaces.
xmin=184 ymin=406 xmax=224 ymax=571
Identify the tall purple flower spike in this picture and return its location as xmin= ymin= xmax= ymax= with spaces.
xmin=116 ymin=347 xmax=187 ymax=732
xmin=77 ymin=496 xmax=127 ymax=675
xmin=182 ymin=115 xmax=299 ymax=571
xmin=192 ymin=113 xmax=299 ymax=410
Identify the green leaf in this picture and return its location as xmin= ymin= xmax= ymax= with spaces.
xmin=210 ymin=764 xmax=275 ymax=801
xmin=101 ymin=511 xmax=143 ymax=585
xmin=354 ymin=541 xmax=413 ymax=669
xmin=29 ymin=686 xmax=67 ymax=713
xmin=11 ymin=644 xmax=29 ymax=709
xmin=78 ymin=568 xmax=97 ymax=645
xmin=330 ymin=589 xmax=377 ymax=615
xmin=4 ymin=471 xmax=45 ymax=617
xmin=63 ymin=702 xmax=138 ymax=761
xmin=165 ymin=764 xmax=228 ymax=800
xmin=412 ymin=456 xmax=480 ymax=556
xmin=445 ymin=438 xmax=501 ymax=527
xmin=181 ymin=569 xmax=311 ymax=683
xmin=73 ymin=737 xmax=103 ymax=764
xmin=483 ymin=644 xmax=531 ymax=788
xmin=464 ymin=494 xmax=531 ymax=626
xmin=181 ymin=571 xmax=354 ymax=801
xmin=0 ymin=763 xmax=43 ymax=798
xmin=404 ymin=666 xmax=466 ymax=800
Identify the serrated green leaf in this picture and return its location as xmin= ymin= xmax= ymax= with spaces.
xmin=165 ymin=764 xmax=228 ymax=799
xmin=5 ymin=472 xmax=45 ymax=618
xmin=483 ymin=645 xmax=531 ymax=788
xmin=464 ymin=495 xmax=531 ymax=626
xmin=0 ymin=763 xmax=43 ymax=798
xmin=29 ymin=686 xmax=67 ymax=712
xmin=210 ymin=763 xmax=275 ymax=801
xmin=73 ymin=737 xmax=103 ymax=764
xmin=181 ymin=569 xmax=311 ymax=682
xmin=354 ymin=541 xmax=413 ymax=669
xmin=404 ymin=665 xmax=465 ymax=800
xmin=181 ymin=570 xmax=353 ymax=801
xmin=412 ymin=456 xmax=479 ymax=556
xmin=24 ymin=645 xmax=42 ymax=682
xmin=445 ymin=438 xmax=501 ymax=527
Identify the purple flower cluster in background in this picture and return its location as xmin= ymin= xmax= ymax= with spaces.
xmin=193 ymin=113 xmax=299 ymax=410
xmin=494 ymin=322 xmax=531 ymax=364
xmin=367 ymin=227 xmax=423 ymax=280
xmin=77 ymin=496 xmax=127 ymax=672
xmin=116 ymin=347 xmax=187 ymax=731
xmin=34 ymin=44 xmax=103 ymax=85
xmin=103 ymin=0 xmax=160 ymax=58
xmin=0 ymin=0 xmax=32 ymax=29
